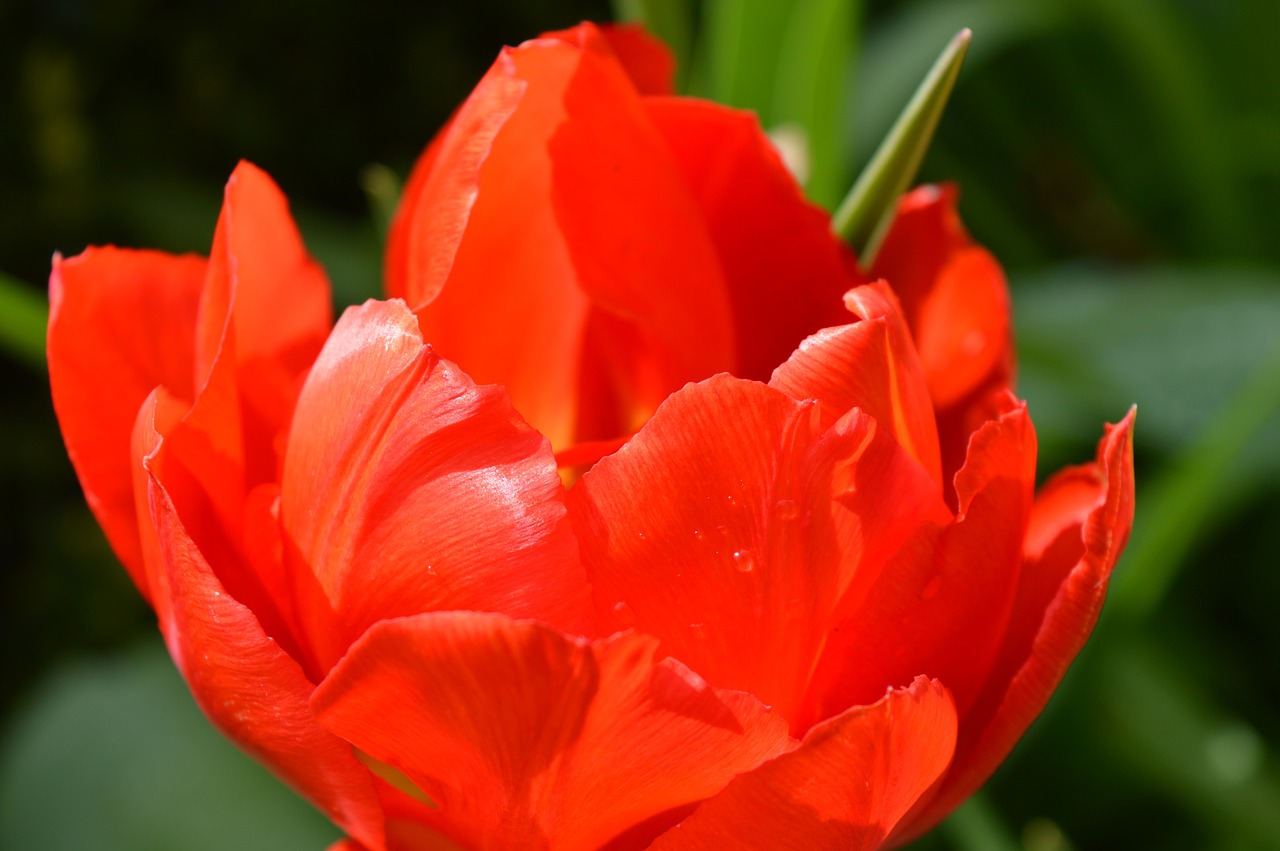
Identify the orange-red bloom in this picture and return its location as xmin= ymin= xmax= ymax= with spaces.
xmin=48 ymin=22 xmax=1134 ymax=851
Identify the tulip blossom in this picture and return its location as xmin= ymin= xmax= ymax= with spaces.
xmin=48 ymin=21 xmax=1134 ymax=851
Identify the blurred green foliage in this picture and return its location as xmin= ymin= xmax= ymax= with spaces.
xmin=2 ymin=0 xmax=1278 ymax=848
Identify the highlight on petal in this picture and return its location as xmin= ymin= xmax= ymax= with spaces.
xmin=570 ymin=374 xmax=942 ymax=723
xmin=47 ymin=247 xmax=206 ymax=590
xmin=649 ymin=677 xmax=957 ymax=851
xmin=311 ymin=611 xmax=795 ymax=851
xmin=281 ymin=299 xmax=593 ymax=672
xmin=892 ymin=409 xmax=1136 ymax=842
xmin=132 ymin=396 xmax=387 ymax=851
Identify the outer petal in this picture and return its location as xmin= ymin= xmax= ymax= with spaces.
xmin=134 ymin=396 xmax=386 ymax=851
xmin=281 ymin=299 xmax=593 ymax=672
xmin=311 ymin=611 xmax=795 ymax=851
xmin=798 ymin=396 xmax=1036 ymax=730
xmin=47 ymin=247 xmax=205 ymax=590
xmin=143 ymin=162 xmax=332 ymax=657
xmin=197 ymin=159 xmax=333 ymax=459
xmin=893 ymin=410 xmax=1136 ymax=842
xmin=649 ymin=678 xmax=957 ymax=851
xmin=770 ymin=281 xmax=942 ymax=488
xmin=644 ymin=97 xmax=855 ymax=384
xmin=570 ymin=374 xmax=942 ymax=723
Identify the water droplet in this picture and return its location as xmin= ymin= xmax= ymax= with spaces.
xmin=725 ymin=494 xmax=737 ymax=507
xmin=715 ymin=524 xmax=730 ymax=538
xmin=774 ymin=499 xmax=801 ymax=521
xmin=612 ymin=600 xmax=636 ymax=628
xmin=692 ymin=529 xmax=706 ymax=543
xmin=425 ymin=564 xmax=437 ymax=576
xmin=637 ymin=530 xmax=647 ymax=541
xmin=690 ymin=622 xmax=708 ymax=640
xmin=731 ymin=549 xmax=756 ymax=573
xmin=922 ymin=575 xmax=943 ymax=601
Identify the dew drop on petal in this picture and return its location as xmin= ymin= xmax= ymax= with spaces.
xmin=612 ymin=600 xmax=636 ymax=628
xmin=692 ymin=529 xmax=706 ymax=543
xmin=774 ymin=499 xmax=801 ymax=521
xmin=689 ymin=623 xmax=708 ymax=640
xmin=731 ymin=549 xmax=756 ymax=573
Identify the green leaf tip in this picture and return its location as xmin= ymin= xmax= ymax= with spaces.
xmin=833 ymin=27 xmax=971 ymax=266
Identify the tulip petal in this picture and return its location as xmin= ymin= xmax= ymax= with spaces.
xmin=771 ymin=281 xmax=943 ymax=488
xmin=644 ymin=97 xmax=856 ymax=383
xmin=384 ymin=60 xmax=524 ymax=310
xmin=871 ymin=186 xmax=1013 ymax=481
xmin=893 ymin=409 xmax=1136 ymax=841
xmin=595 ymin=23 xmax=676 ymax=95
xmin=47 ymin=247 xmax=205 ymax=590
xmin=133 ymin=396 xmax=387 ymax=851
xmin=549 ymin=25 xmax=737 ymax=444
xmin=571 ymin=374 xmax=941 ymax=722
xmin=141 ymin=163 xmax=332 ymax=654
xmin=311 ymin=611 xmax=795 ymax=851
xmin=798 ymin=397 xmax=1035 ymax=729
xmin=649 ymin=677 xmax=957 ymax=851
xmin=198 ymin=160 xmax=333 ymax=451
xmin=281 ymin=299 xmax=593 ymax=671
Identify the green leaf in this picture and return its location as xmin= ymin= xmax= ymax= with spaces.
xmin=0 ymin=272 xmax=49 ymax=371
xmin=703 ymin=0 xmax=794 ymax=117
xmin=832 ymin=28 xmax=970 ymax=264
xmin=1099 ymin=641 xmax=1280 ymax=848
xmin=770 ymin=0 xmax=860 ymax=210
xmin=0 ymin=640 xmax=339 ymax=850
xmin=1013 ymin=266 xmax=1280 ymax=624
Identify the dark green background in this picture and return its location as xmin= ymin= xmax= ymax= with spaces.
xmin=2 ymin=1 xmax=1278 ymax=849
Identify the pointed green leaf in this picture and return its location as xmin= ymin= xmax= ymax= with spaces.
xmin=833 ymin=28 xmax=970 ymax=264
xmin=0 ymin=271 xmax=49 ymax=371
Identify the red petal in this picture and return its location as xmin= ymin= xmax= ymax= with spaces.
xmin=871 ymin=186 xmax=1014 ymax=483
xmin=798 ymin=398 xmax=1036 ymax=730
xmin=549 ymin=27 xmax=736 ymax=444
xmin=597 ymin=23 xmax=677 ymax=95
xmin=280 ymin=299 xmax=593 ymax=671
xmin=311 ymin=611 xmax=794 ymax=851
xmin=644 ymin=97 xmax=855 ymax=383
xmin=133 ymin=397 xmax=387 ymax=850
xmin=771 ymin=281 xmax=942 ymax=488
xmin=198 ymin=160 xmax=333 ymax=457
xmin=47 ymin=247 xmax=206 ymax=590
xmin=570 ymin=375 xmax=942 ymax=722
xmin=648 ymin=677 xmax=957 ymax=851
xmin=893 ymin=409 xmax=1136 ymax=841
xmin=138 ymin=163 xmax=330 ymax=653
xmin=384 ymin=60 xmax=524 ymax=309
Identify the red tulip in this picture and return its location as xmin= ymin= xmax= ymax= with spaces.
xmin=48 ymin=21 xmax=1134 ymax=851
